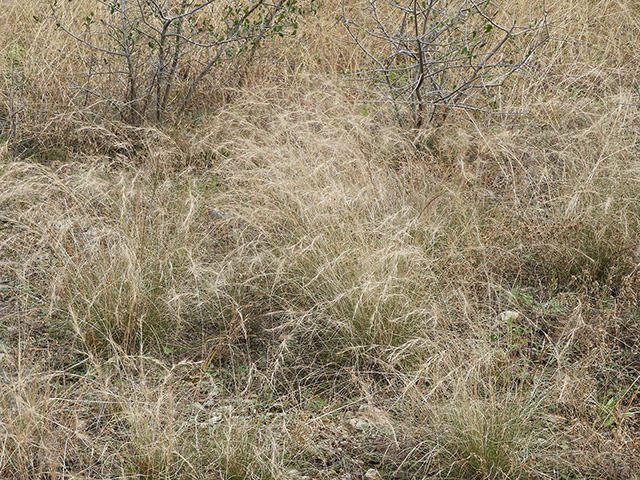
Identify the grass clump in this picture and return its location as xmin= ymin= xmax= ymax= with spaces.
xmin=0 ymin=161 xmax=227 ymax=357
xmin=440 ymin=383 xmax=548 ymax=480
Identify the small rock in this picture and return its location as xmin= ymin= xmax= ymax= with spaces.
xmin=498 ymin=311 xmax=520 ymax=323
xmin=208 ymin=412 xmax=223 ymax=425
xmin=345 ymin=405 xmax=392 ymax=433
xmin=285 ymin=468 xmax=310 ymax=480
xmin=348 ymin=417 xmax=370 ymax=430
xmin=365 ymin=469 xmax=380 ymax=480
xmin=206 ymin=207 xmax=229 ymax=219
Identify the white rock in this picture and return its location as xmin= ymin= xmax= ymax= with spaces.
xmin=208 ymin=412 xmax=223 ymax=425
xmin=206 ymin=206 xmax=229 ymax=219
xmin=285 ymin=468 xmax=300 ymax=477
xmin=347 ymin=405 xmax=393 ymax=432
xmin=348 ymin=417 xmax=370 ymax=430
xmin=365 ymin=469 xmax=380 ymax=480
xmin=286 ymin=468 xmax=310 ymax=480
xmin=498 ymin=310 xmax=520 ymax=323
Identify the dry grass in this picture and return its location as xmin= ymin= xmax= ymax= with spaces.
xmin=1 ymin=0 xmax=640 ymax=478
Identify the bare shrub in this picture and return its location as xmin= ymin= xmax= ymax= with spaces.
xmin=342 ymin=0 xmax=554 ymax=127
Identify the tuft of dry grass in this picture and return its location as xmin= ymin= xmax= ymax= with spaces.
xmin=0 ymin=160 xmax=229 ymax=356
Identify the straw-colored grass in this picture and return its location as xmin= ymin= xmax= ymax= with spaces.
xmin=1 ymin=0 xmax=639 ymax=478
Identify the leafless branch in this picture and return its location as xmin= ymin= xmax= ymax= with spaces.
xmin=342 ymin=0 xmax=555 ymax=127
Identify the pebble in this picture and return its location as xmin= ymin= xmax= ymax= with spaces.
xmin=365 ymin=469 xmax=380 ymax=480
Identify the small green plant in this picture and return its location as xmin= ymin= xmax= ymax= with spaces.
xmin=510 ymin=288 xmax=563 ymax=315
xmin=597 ymin=392 xmax=618 ymax=429
xmin=491 ymin=311 xmax=532 ymax=358
xmin=511 ymin=288 xmax=534 ymax=309
xmin=595 ymin=379 xmax=639 ymax=430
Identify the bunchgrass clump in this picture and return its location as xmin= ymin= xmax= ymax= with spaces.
xmin=0 ymin=161 xmax=227 ymax=356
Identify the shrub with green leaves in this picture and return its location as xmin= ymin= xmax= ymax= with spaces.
xmin=48 ymin=0 xmax=317 ymax=123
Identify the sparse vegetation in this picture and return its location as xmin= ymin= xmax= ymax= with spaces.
xmin=1 ymin=0 xmax=640 ymax=478
xmin=342 ymin=0 xmax=553 ymax=128
xmin=47 ymin=0 xmax=317 ymax=123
